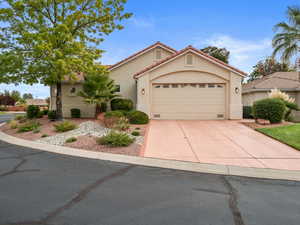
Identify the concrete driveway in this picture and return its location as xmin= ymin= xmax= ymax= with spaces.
xmin=143 ymin=120 xmax=300 ymax=170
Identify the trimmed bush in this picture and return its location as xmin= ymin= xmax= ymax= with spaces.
xmin=131 ymin=131 xmax=140 ymax=136
xmin=54 ymin=121 xmax=77 ymax=132
xmin=48 ymin=110 xmax=57 ymax=121
xmin=104 ymin=110 xmax=124 ymax=118
xmin=37 ymin=111 xmax=44 ymax=118
xmin=41 ymin=134 xmax=49 ymax=138
xmin=111 ymin=98 xmax=134 ymax=111
xmin=243 ymin=106 xmax=253 ymax=119
xmin=71 ymin=108 xmax=81 ymax=118
xmin=26 ymin=105 xmax=40 ymax=119
xmin=127 ymin=110 xmax=149 ymax=124
xmin=252 ymin=98 xmax=286 ymax=124
xmin=18 ymin=120 xmax=40 ymax=133
xmin=42 ymin=109 xmax=49 ymax=115
xmin=66 ymin=137 xmax=77 ymax=143
xmin=96 ymin=131 xmax=134 ymax=147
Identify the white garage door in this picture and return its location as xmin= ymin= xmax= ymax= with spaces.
xmin=152 ymin=83 xmax=226 ymax=120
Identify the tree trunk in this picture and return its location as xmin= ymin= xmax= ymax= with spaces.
xmin=95 ymin=104 xmax=101 ymax=118
xmin=56 ymin=82 xmax=63 ymax=120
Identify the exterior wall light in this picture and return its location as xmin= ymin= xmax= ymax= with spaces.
xmin=235 ymin=87 xmax=240 ymax=94
xmin=141 ymin=88 xmax=145 ymax=95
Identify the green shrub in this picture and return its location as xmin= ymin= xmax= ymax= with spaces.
xmin=18 ymin=120 xmax=40 ymax=133
xmin=66 ymin=137 xmax=77 ymax=143
xmin=96 ymin=131 xmax=135 ymax=147
xmin=70 ymin=108 xmax=81 ymax=118
xmin=131 ymin=131 xmax=140 ymax=136
xmin=54 ymin=121 xmax=77 ymax=132
xmin=135 ymin=127 xmax=141 ymax=130
xmin=9 ymin=120 xmax=18 ymax=129
xmin=100 ymin=102 xmax=107 ymax=113
xmin=0 ymin=106 xmax=8 ymax=111
xmin=113 ymin=117 xmax=130 ymax=131
xmin=111 ymin=98 xmax=134 ymax=111
xmin=243 ymin=106 xmax=253 ymax=119
xmin=37 ymin=111 xmax=44 ymax=118
xmin=42 ymin=109 xmax=49 ymax=115
xmin=41 ymin=134 xmax=49 ymax=138
xmin=26 ymin=105 xmax=40 ymax=119
xmin=47 ymin=110 xmax=57 ymax=120
xmin=104 ymin=110 xmax=124 ymax=118
xmin=252 ymin=98 xmax=286 ymax=124
xmin=127 ymin=110 xmax=149 ymax=124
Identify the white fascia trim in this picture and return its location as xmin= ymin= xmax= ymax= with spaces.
xmin=109 ymin=44 xmax=177 ymax=71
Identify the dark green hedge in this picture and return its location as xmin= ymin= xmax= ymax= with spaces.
xmin=127 ymin=110 xmax=149 ymax=124
xmin=252 ymin=98 xmax=286 ymax=124
xmin=111 ymin=98 xmax=134 ymax=111
xmin=243 ymin=106 xmax=253 ymax=119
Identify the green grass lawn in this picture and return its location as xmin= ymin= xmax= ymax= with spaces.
xmin=256 ymin=124 xmax=300 ymax=150
xmin=0 ymin=112 xmax=6 ymax=115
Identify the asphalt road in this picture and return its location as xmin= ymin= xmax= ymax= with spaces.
xmin=1 ymin=140 xmax=300 ymax=225
xmin=0 ymin=113 xmax=25 ymax=123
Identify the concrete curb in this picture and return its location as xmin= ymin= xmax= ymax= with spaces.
xmin=1 ymin=123 xmax=300 ymax=181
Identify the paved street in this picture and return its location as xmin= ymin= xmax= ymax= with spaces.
xmin=0 ymin=113 xmax=25 ymax=123
xmin=1 ymin=140 xmax=300 ymax=225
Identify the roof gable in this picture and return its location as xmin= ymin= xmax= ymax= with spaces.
xmin=108 ymin=42 xmax=177 ymax=71
xmin=133 ymin=45 xmax=247 ymax=79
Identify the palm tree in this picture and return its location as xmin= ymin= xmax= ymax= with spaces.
xmin=78 ymin=71 xmax=119 ymax=118
xmin=272 ymin=6 xmax=300 ymax=63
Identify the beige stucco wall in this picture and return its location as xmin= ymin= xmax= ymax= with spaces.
xmin=136 ymin=52 xmax=243 ymax=120
xmin=50 ymin=84 xmax=96 ymax=118
xmin=242 ymin=91 xmax=300 ymax=121
xmin=109 ymin=46 xmax=174 ymax=105
xmin=50 ymin=46 xmax=174 ymax=118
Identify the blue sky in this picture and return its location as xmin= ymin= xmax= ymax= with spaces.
xmin=1 ymin=0 xmax=299 ymax=98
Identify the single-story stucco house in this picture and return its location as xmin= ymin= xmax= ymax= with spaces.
xmin=50 ymin=42 xmax=246 ymax=120
xmin=242 ymin=72 xmax=300 ymax=120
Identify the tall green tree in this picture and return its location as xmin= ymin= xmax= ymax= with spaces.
xmin=272 ymin=6 xmax=300 ymax=62
xmin=0 ymin=0 xmax=131 ymax=119
xmin=201 ymin=46 xmax=230 ymax=63
xmin=22 ymin=93 xmax=33 ymax=100
xmin=78 ymin=69 xmax=119 ymax=117
xmin=248 ymin=57 xmax=294 ymax=81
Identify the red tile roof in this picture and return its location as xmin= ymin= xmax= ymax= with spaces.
xmin=133 ymin=45 xmax=247 ymax=79
xmin=108 ymin=42 xmax=177 ymax=70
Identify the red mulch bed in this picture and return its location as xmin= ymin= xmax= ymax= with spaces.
xmin=64 ymin=135 xmax=141 ymax=156
xmin=241 ymin=119 xmax=294 ymax=130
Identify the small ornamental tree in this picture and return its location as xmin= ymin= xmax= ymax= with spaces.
xmin=78 ymin=70 xmax=119 ymax=117
xmin=0 ymin=0 xmax=132 ymax=119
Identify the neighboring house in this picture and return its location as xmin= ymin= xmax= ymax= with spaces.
xmin=242 ymin=72 xmax=300 ymax=120
xmin=26 ymin=99 xmax=48 ymax=108
xmin=50 ymin=42 xmax=246 ymax=120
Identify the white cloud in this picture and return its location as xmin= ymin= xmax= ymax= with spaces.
xmin=130 ymin=17 xmax=155 ymax=28
xmin=0 ymin=83 xmax=49 ymax=98
xmin=194 ymin=34 xmax=273 ymax=73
